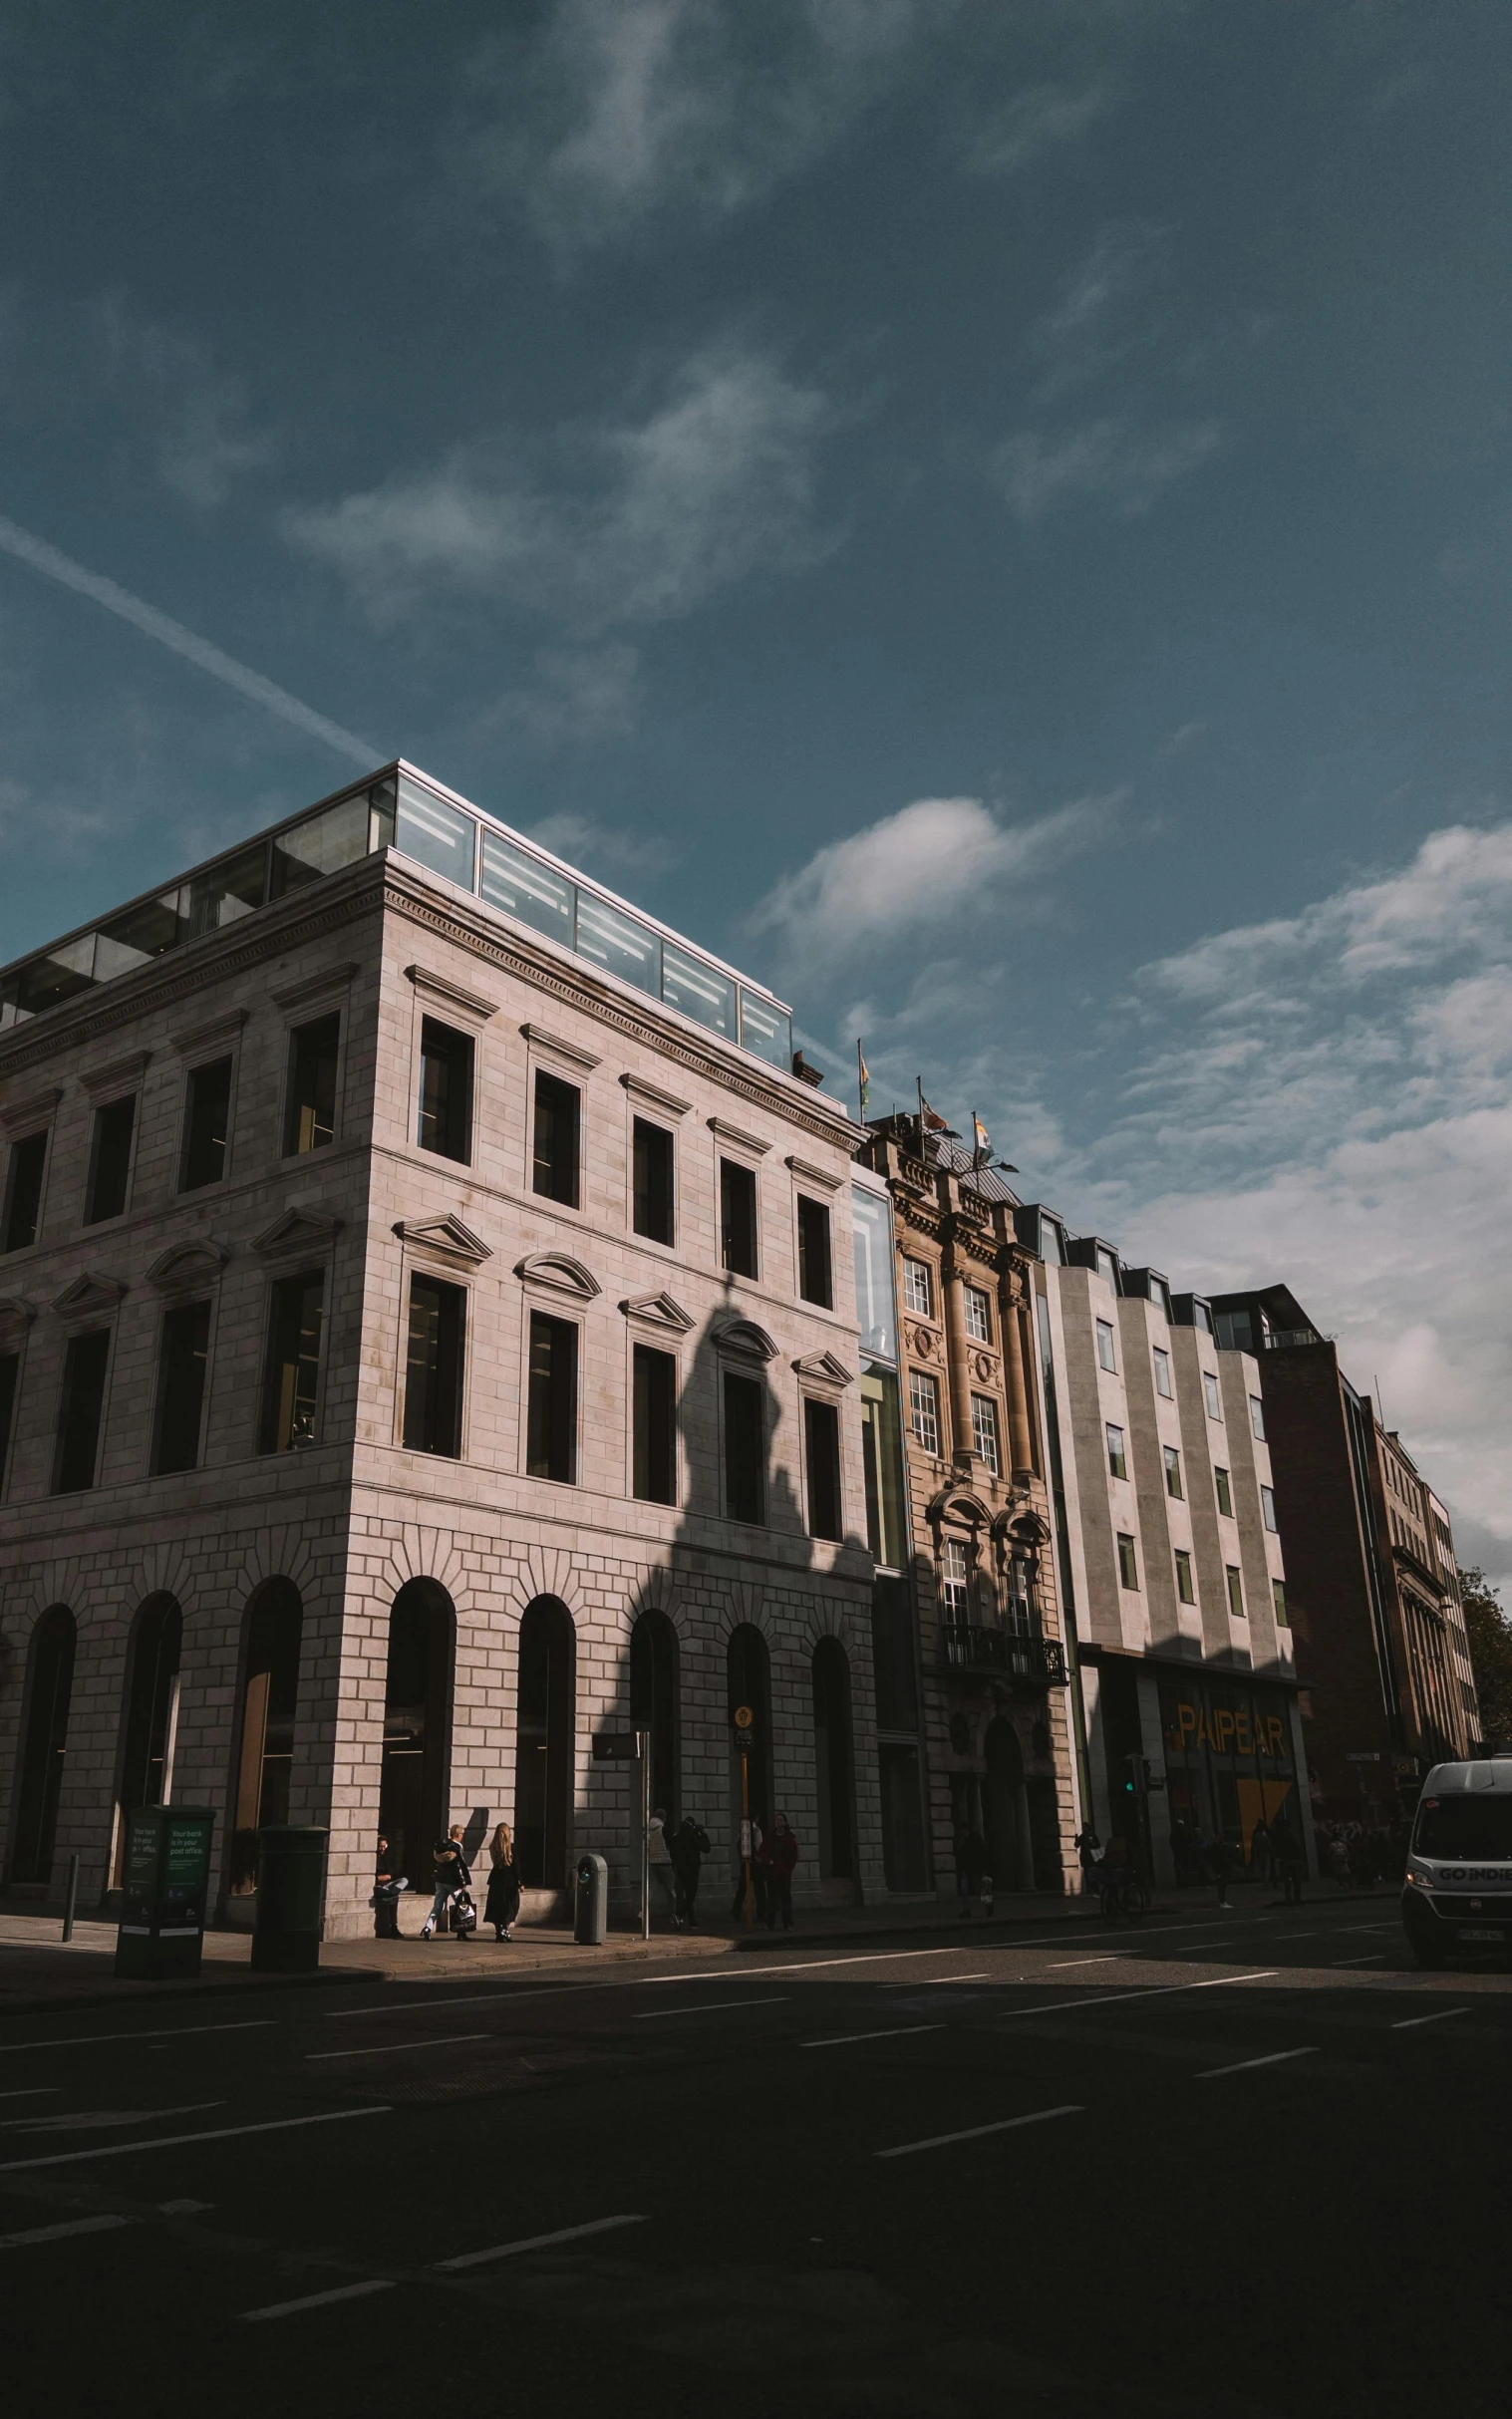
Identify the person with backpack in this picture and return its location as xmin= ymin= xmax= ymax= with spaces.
xmin=670 ymin=1814 xmax=712 ymax=1929
xmin=484 ymin=1820 xmax=520 ymax=1942
xmin=758 ymin=1813 xmax=799 ymax=1931
xmin=421 ymin=1823 xmax=471 ymax=1941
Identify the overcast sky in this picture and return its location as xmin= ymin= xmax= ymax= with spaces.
xmin=2 ymin=2 xmax=1510 ymax=1582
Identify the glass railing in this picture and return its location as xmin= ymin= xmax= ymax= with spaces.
xmin=0 ymin=765 xmax=794 ymax=1071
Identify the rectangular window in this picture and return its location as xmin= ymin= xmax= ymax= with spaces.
xmin=903 ymin=1259 xmax=933 ymax=1318
xmin=85 ymin=1095 xmax=136 ymax=1224
xmin=575 ymin=891 xmax=661 ymax=996
xmin=283 ymin=1014 xmax=341 ymax=1156
xmin=1250 ymin=1393 xmax=1266 ymax=1440
xmin=1272 ymin=1577 xmax=1289 ymax=1628
xmin=1 ymin=1131 xmax=47 ymax=1252
xmin=803 ymin=1396 xmax=843 ymax=1541
xmin=661 ymin=941 xmax=737 ymax=1039
xmin=532 ymin=1070 xmax=580 ymax=1206
xmin=797 ymin=1196 xmax=833 ymax=1308
xmin=1203 ymin=1368 xmax=1222 ymax=1420
xmin=1175 ymin=1548 xmax=1196 ymax=1605
xmin=1097 ymin=1248 xmax=1118 ymax=1290
xmin=1215 ymin=1465 xmax=1233 ymax=1518
xmin=1164 ymin=1444 xmax=1183 ymax=1500
xmin=851 ymin=1187 xmax=896 ymax=1361
xmin=404 ymin=1277 xmax=466 ymax=1458
xmin=723 ymin=1370 xmax=764 ymax=1523
xmin=720 ymin=1158 xmax=758 ymax=1279
xmin=963 ymin=1285 xmax=992 ymax=1343
xmin=0 ymin=1349 xmax=17 ymax=1482
xmin=259 ymin=1270 xmax=325 ymax=1453
xmin=1261 ymin=1482 xmax=1279 ymax=1532
xmin=180 ymin=1055 xmax=232 ymax=1191
xmin=480 ymin=827 xmax=574 ymax=945
xmin=970 ymin=1392 xmax=1001 ymax=1477
xmin=1226 ymin=1565 xmax=1246 ymax=1620
xmin=632 ymin=1343 xmax=678 ymax=1505
xmin=151 ymin=1299 xmax=210 ymax=1475
xmin=1117 ymin=1532 xmax=1139 ymax=1591
xmin=52 ymin=1327 xmax=110 ymax=1493
xmin=526 ymin=1310 xmax=577 ymax=1483
xmin=1152 ymin=1346 xmax=1173 ymax=1398
xmin=860 ymin=1367 xmax=905 ymax=1569
xmin=909 ymin=1368 xmax=941 ymax=1456
xmin=417 ymin=1019 xmax=472 ymax=1163
xmin=1095 ymin=1319 xmax=1116 ymax=1372
xmin=1106 ymin=1422 xmax=1127 ymax=1480
xmin=940 ymin=1537 xmax=969 ymax=1616
xmin=394 ymin=774 xmax=476 ymax=888
xmin=632 ymin=1118 xmax=675 ymax=1246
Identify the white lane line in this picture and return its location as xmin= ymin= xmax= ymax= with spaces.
xmin=996 ymin=1969 xmax=1280 ymax=2022
xmin=436 ymin=2214 xmax=649 ymax=2270
xmin=325 ymin=1986 xmax=597 ymax=2022
xmin=244 ymin=2279 xmax=395 ymax=2323
xmin=0 ymin=2104 xmax=390 ymax=2175
xmin=1275 ymin=1932 xmax=1320 ymax=1940
xmin=633 ymin=1948 xmax=973 ymax=1984
xmin=0 ymin=2021 xmax=275 ymax=2055
xmin=1176 ymin=1941 xmax=1236 ymax=1953
xmin=803 ymin=2025 xmax=943 ymax=2049
xmin=877 ymin=2105 xmax=1081 ymax=2160
xmin=1046 ymin=1957 xmax=1126 ymax=1969
xmin=633 ymin=1997 xmax=789 ymax=2020
xmin=2 ymin=2101 xmax=222 ymax=2134
xmin=306 ymin=2033 xmax=490 ymax=2062
xmin=887 ymin=1973 xmax=989 ymax=1988
xmin=1332 ymin=1955 xmax=1386 ymax=1966
xmin=1199 ymin=2047 xmax=1319 ymax=2079
xmin=1392 ymin=2005 xmax=1471 ymax=2030
xmin=1340 ymin=1922 xmax=1393 ymax=1933
xmin=0 ymin=2088 xmax=60 ymax=2102
xmin=0 ymin=2213 xmax=138 ymax=2251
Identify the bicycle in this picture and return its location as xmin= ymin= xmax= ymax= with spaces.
xmin=1098 ymin=1868 xmax=1149 ymax=1923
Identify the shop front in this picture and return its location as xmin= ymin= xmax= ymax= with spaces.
xmin=1157 ymin=1672 xmax=1305 ymax=1870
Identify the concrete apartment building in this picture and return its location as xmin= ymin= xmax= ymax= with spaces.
xmin=855 ymin=1121 xmax=1078 ymax=1897
xmin=1018 ymin=1217 xmax=1312 ymax=1886
xmin=0 ymin=762 xmax=883 ymax=1937
xmin=1210 ymin=1285 xmax=1480 ymax=1830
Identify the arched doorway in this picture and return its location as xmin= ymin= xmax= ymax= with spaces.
xmin=380 ymin=1580 xmax=454 ymax=1885
xmin=811 ymin=1637 xmax=856 ymax=1890
xmin=228 ymin=1581 xmax=304 ymax=1897
xmin=984 ymin=1715 xmax=1036 ymax=1893
xmin=727 ymin=1624 xmax=772 ymax=1875
xmin=112 ymin=1595 xmax=183 ymax=1886
xmin=515 ymin=1597 xmax=575 ymax=1890
xmin=630 ymin=1608 xmax=679 ymax=1824
xmin=9 ymin=1607 xmax=76 ymax=1886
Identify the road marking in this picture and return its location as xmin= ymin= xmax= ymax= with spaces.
xmin=0 ymin=2104 xmax=390 ymax=2175
xmin=1391 ymin=2005 xmax=1471 ymax=2030
xmin=306 ymin=2033 xmax=490 ymax=2062
xmin=2 ymin=2101 xmax=222 ymax=2133
xmin=888 ymin=1973 xmax=989 ymax=1987
xmin=0 ymin=2088 xmax=60 ymax=2102
xmin=1275 ymin=1932 xmax=1319 ymax=1940
xmin=0 ymin=2021 xmax=275 ymax=2055
xmin=996 ymin=1969 xmax=1280 ymax=2022
xmin=633 ymin=1997 xmax=789 ymax=2020
xmin=1176 ymin=1941 xmax=1236 ymax=1953
xmin=436 ymin=2214 xmax=649 ymax=2270
xmin=877 ymin=2105 xmax=1081 ymax=2160
xmin=243 ymin=2279 xmax=395 ymax=2322
xmin=1199 ymin=2047 xmax=1319 ymax=2079
xmin=1341 ymin=1922 xmax=1393 ymax=1933
xmin=802 ymin=2025 xmax=944 ymax=2048
xmin=0 ymin=2214 xmax=138 ymax=2251
xmin=1046 ymin=1956 xmax=1126 ymax=1969
xmin=1332 ymin=1955 xmax=1386 ymax=1966
xmin=324 ymin=1986 xmax=596 ymax=2022
xmin=633 ymin=1948 xmax=973 ymax=1983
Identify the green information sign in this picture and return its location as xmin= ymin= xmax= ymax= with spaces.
xmin=115 ymin=1805 xmax=216 ymax=1981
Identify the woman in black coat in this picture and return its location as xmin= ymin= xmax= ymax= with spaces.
xmin=670 ymin=1815 xmax=711 ymax=1929
xmin=484 ymin=1821 xmax=521 ymax=1942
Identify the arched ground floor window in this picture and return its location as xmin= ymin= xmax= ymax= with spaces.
xmin=380 ymin=1579 xmax=455 ymax=1887
xmin=112 ymin=1594 xmax=183 ymax=1887
xmin=9 ymin=1607 xmax=76 ymax=1887
xmin=228 ymin=1581 xmax=304 ymax=1896
xmin=515 ymin=1597 xmax=575 ymax=1890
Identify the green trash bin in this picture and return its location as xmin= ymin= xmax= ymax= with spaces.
xmin=251 ymin=1825 xmax=329 ymax=1973
xmin=115 ymin=1805 xmax=215 ymax=1980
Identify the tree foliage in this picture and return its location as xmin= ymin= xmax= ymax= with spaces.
xmin=1460 ymin=1568 xmax=1512 ymax=1748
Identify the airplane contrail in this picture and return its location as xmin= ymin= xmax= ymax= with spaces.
xmin=0 ymin=512 xmax=378 ymax=768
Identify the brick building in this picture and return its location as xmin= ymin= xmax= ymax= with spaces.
xmin=855 ymin=1121 xmax=1078 ymax=1896
xmin=0 ymin=762 xmax=882 ymax=1936
xmin=1209 ymin=1285 xmax=1480 ymax=1829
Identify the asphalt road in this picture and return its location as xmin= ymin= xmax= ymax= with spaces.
xmin=3 ymin=1892 xmax=1506 ymax=2419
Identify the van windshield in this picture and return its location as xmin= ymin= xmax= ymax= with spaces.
xmin=1414 ymin=1795 xmax=1512 ymax=1859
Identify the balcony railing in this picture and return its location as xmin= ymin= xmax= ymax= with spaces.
xmin=940 ymin=1626 xmax=1067 ymax=1686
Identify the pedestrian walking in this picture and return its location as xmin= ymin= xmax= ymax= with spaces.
xmin=670 ymin=1814 xmax=711 ymax=1929
xmin=373 ymin=1833 xmax=404 ymax=1939
xmin=421 ymin=1823 xmax=471 ymax=1940
xmin=730 ymin=1816 xmax=767 ymax=1924
xmin=1211 ymin=1829 xmax=1235 ymax=1910
xmin=648 ymin=1807 xmax=681 ymax=1924
xmin=758 ymin=1813 xmax=799 ymax=1930
xmin=1328 ymin=1834 xmax=1352 ymax=1889
xmin=484 ymin=1820 xmax=520 ymax=1942
xmin=1074 ymin=1824 xmax=1102 ymax=1893
xmin=953 ymin=1821 xmax=986 ymax=1918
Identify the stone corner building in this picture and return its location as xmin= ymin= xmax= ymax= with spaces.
xmin=0 ymin=763 xmax=882 ymax=1937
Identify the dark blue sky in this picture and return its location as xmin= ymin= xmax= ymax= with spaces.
xmin=2 ymin=1 xmax=1509 ymax=1573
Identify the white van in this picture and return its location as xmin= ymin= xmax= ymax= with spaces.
xmin=1401 ymin=1758 xmax=1512 ymax=1966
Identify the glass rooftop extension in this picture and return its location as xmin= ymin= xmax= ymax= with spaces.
xmin=0 ymin=763 xmax=795 ymax=1072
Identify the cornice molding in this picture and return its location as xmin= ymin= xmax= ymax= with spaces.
xmin=620 ymin=1072 xmax=692 ymax=1118
xmin=0 ymin=1292 xmax=37 ymax=1342
xmin=394 ymin=1213 xmax=492 ymax=1268
xmin=792 ymin=1349 xmax=853 ymax=1389
xmin=785 ymin=1153 xmax=843 ymax=1194
xmin=53 ymin=1271 xmax=128 ymax=1321
xmin=0 ymin=1086 xmax=63 ymax=1135
xmin=170 ymin=1009 xmax=248 ymax=1061
xmin=270 ymin=961 xmax=359 ymax=1014
xmin=713 ymin=1317 xmax=777 ymax=1364
xmin=619 ymin=1289 xmax=696 ymax=1334
xmin=251 ymin=1206 xmax=343 ymax=1261
xmin=406 ymin=964 xmax=497 ymax=1026
xmin=515 ymin=1250 xmax=601 ymax=1302
xmin=520 ymin=1022 xmax=600 ymax=1074
xmin=707 ymin=1116 xmax=771 ymax=1157
xmin=80 ymin=1051 xmax=151 ymax=1101
xmin=146 ymin=1237 xmax=230 ymax=1294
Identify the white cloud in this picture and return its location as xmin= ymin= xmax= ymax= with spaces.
xmin=525 ymin=806 xmax=674 ymax=883
xmin=282 ymin=344 xmax=836 ymax=631
xmin=965 ymin=82 xmax=1109 ymax=176
xmin=476 ymin=643 xmax=643 ymax=748
xmin=749 ymin=788 xmax=1120 ymax=967
xmin=991 ymin=417 xmax=1222 ymax=520
xmin=89 ymin=293 xmax=275 ymax=507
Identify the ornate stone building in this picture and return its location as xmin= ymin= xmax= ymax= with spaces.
xmin=855 ymin=1120 xmax=1077 ymax=1894
xmin=0 ymin=762 xmax=879 ymax=1936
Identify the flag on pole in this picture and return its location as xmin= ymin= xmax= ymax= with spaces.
xmin=857 ymin=1041 xmax=870 ymax=1117
xmin=971 ymin=1112 xmax=991 ymax=1167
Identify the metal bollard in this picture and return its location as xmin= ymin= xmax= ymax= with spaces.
xmin=62 ymin=1853 xmax=80 ymax=1943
